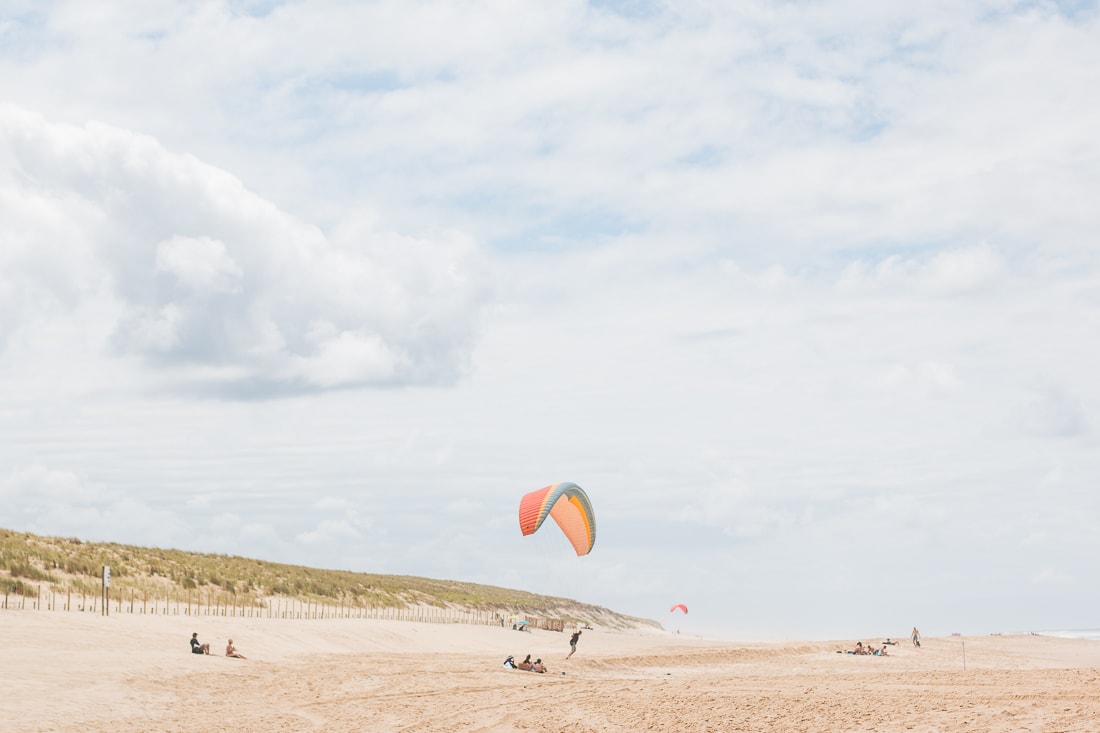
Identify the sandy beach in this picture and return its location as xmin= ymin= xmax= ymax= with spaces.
xmin=2 ymin=610 xmax=1098 ymax=732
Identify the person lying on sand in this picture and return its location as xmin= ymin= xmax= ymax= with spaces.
xmin=516 ymin=654 xmax=533 ymax=671
xmin=531 ymin=658 xmax=547 ymax=673
xmin=225 ymin=639 xmax=247 ymax=659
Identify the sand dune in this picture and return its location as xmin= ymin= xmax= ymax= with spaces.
xmin=2 ymin=610 xmax=1098 ymax=732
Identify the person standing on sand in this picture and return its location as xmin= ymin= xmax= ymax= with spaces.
xmin=912 ymin=627 xmax=921 ymax=647
xmin=566 ymin=629 xmax=581 ymax=659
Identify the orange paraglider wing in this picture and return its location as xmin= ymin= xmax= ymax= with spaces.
xmin=518 ymin=482 xmax=596 ymax=556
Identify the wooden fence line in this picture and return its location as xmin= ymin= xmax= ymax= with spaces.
xmin=0 ymin=584 xmax=560 ymax=629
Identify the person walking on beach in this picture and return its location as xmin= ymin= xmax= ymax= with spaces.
xmin=911 ymin=627 xmax=921 ymax=647
xmin=566 ymin=629 xmax=582 ymax=659
xmin=190 ymin=633 xmax=211 ymax=655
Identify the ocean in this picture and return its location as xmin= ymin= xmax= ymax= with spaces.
xmin=1032 ymin=628 xmax=1100 ymax=641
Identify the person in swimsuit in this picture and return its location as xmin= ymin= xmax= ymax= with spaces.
xmin=225 ymin=639 xmax=247 ymax=659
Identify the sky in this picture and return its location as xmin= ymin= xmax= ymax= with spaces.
xmin=1 ymin=0 xmax=1099 ymax=641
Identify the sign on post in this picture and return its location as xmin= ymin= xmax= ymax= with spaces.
xmin=102 ymin=566 xmax=110 ymax=616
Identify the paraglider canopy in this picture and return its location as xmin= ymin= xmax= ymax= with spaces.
xmin=670 ymin=603 xmax=688 ymax=614
xmin=518 ymin=482 xmax=596 ymax=556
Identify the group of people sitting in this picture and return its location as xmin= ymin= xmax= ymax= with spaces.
xmin=846 ymin=641 xmax=889 ymax=656
xmin=190 ymin=633 xmax=246 ymax=659
xmin=503 ymin=654 xmax=547 ymax=673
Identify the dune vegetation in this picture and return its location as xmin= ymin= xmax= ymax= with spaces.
xmin=0 ymin=528 xmax=658 ymax=630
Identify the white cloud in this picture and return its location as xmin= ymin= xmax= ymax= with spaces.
xmin=0 ymin=464 xmax=189 ymax=547
xmin=289 ymin=328 xmax=401 ymax=387
xmin=920 ymin=245 xmax=1006 ymax=294
xmin=1008 ymin=384 xmax=1088 ymax=438
xmin=295 ymin=519 xmax=364 ymax=547
xmin=155 ymin=236 xmax=243 ymax=294
xmin=1031 ymin=567 xmax=1074 ymax=585
xmin=239 ymin=522 xmax=279 ymax=545
xmin=0 ymin=107 xmax=490 ymax=395
xmin=312 ymin=497 xmax=351 ymax=511
xmin=873 ymin=361 xmax=961 ymax=395
xmin=186 ymin=495 xmax=211 ymax=509
xmin=839 ymin=243 xmax=1007 ymax=294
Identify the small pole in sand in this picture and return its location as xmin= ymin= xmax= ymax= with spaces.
xmin=102 ymin=566 xmax=110 ymax=616
xmin=962 ymin=641 xmax=966 ymax=671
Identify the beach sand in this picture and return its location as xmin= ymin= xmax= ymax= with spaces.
xmin=2 ymin=610 xmax=1098 ymax=732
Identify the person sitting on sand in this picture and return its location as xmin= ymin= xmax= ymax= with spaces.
xmin=531 ymin=658 xmax=547 ymax=673
xmin=190 ymin=633 xmax=211 ymax=655
xmin=503 ymin=655 xmax=517 ymax=669
xmin=851 ymin=641 xmax=864 ymax=655
xmin=516 ymin=654 xmax=533 ymax=671
xmin=225 ymin=639 xmax=246 ymax=659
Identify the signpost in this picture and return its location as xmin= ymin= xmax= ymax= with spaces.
xmin=102 ymin=566 xmax=110 ymax=616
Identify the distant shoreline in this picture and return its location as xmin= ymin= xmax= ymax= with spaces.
xmin=1029 ymin=628 xmax=1100 ymax=641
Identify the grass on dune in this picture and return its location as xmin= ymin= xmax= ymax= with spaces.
xmin=0 ymin=528 xmax=658 ymax=630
